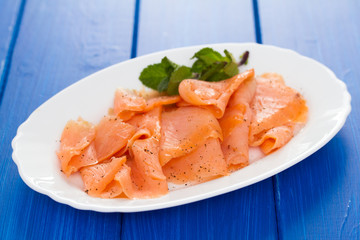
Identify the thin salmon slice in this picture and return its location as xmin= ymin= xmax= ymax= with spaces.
xmin=95 ymin=116 xmax=136 ymax=162
xmin=219 ymin=77 xmax=256 ymax=168
xmin=178 ymin=69 xmax=255 ymax=118
xmin=130 ymin=137 xmax=165 ymax=181
xmin=144 ymin=95 xmax=181 ymax=112
xmin=163 ymin=138 xmax=228 ymax=184
xmin=67 ymin=142 xmax=98 ymax=176
xmin=114 ymin=106 xmax=162 ymax=157
xmin=252 ymin=124 xmax=295 ymax=154
xmin=113 ymin=88 xmax=147 ymax=120
xmin=127 ymin=106 xmax=165 ymax=180
xmin=127 ymin=106 xmax=162 ymax=139
xmin=115 ymin=158 xmax=168 ymax=199
xmin=159 ymin=106 xmax=223 ymax=166
xmin=114 ymin=89 xmax=180 ymax=120
xmin=249 ymin=73 xmax=308 ymax=153
xmin=57 ymin=118 xmax=96 ymax=176
xmin=80 ymin=156 xmax=126 ymax=197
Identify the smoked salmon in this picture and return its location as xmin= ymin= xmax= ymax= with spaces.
xmin=57 ymin=118 xmax=96 ymax=176
xmin=57 ymin=67 xmax=308 ymax=200
xmin=178 ymin=69 xmax=254 ymax=118
xmin=80 ymin=156 xmax=127 ymax=198
xmin=219 ymin=77 xmax=256 ymax=168
xmin=159 ymin=106 xmax=223 ymax=166
xmin=249 ymin=73 xmax=308 ymax=153
xmin=163 ymin=138 xmax=227 ymax=184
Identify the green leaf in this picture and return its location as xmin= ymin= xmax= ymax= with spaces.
xmin=223 ymin=61 xmax=239 ymax=76
xmin=157 ymin=78 xmax=169 ymax=92
xmin=167 ymin=66 xmax=192 ymax=95
xmin=199 ymin=62 xmax=227 ymax=81
xmin=139 ymin=57 xmax=177 ymax=91
xmin=161 ymin=57 xmax=178 ymax=73
xmin=192 ymin=48 xmax=226 ymax=65
xmin=207 ymin=72 xmax=230 ymax=82
xmin=224 ymin=49 xmax=236 ymax=62
xmin=191 ymin=59 xmax=206 ymax=73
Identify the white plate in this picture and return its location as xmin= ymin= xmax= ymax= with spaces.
xmin=12 ymin=43 xmax=351 ymax=212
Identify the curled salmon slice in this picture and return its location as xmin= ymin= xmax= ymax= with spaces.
xmin=127 ymin=106 xmax=162 ymax=139
xmin=80 ymin=156 xmax=127 ymax=198
xmin=67 ymin=142 xmax=98 ymax=176
xmin=249 ymin=73 xmax=308 ymax=153
xmin=219 ymin=77 xmax=256 ymax=168
xmin=113 ymin=88 xmax=180 ymax=120
xmin=95 ymin=116 xmax=136 ymax=162
xmin=178 ymin=69 xmax=255 ymax=118
xmin=127 ymin=106 xmax=166 ymax=181
xmin=57 ymin=118 xmax=96 ymax=175
xmin=144 ymin=95 xmax=181 ymax=112
xmin=159 ymin=106 xmax=223 ymax=166
xmin=113 ymin=89 xmax=147 ymax=120
xmin=163 ymin=138 xmax=227 ymax=184
xmin=252 ymin=124 xmax=295 ymax=154
xmin=115 ymin=158 xmax=168 ymax=199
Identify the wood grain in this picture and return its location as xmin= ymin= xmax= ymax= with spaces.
xmin=121 ymin=1 xmax=278 ymax=239
xmin=0 ymin=0 xmax=135 ymax=239
xmin=259 ymin=0 xmax=360 ymax=238
xmin=0 ymin=0 xmax=24 ymax=100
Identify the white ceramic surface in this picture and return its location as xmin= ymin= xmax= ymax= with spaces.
xmin=12 ymin=43 xmax=351 ymax=212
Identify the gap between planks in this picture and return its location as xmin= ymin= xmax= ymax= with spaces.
xmin=0 ymin=0 xmax=27 ymax=107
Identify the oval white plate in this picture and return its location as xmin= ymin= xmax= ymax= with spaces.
xmin=12 ymin=43 xmax=351 ymax=212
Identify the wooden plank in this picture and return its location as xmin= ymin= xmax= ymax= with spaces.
xmin=0 ymin=0 xmax=135 ymax=239
xmin=0 ymin=0 xmax=24 ymax=99
xmin=121 ymin=1 xmax=278 ymax=239
xmin=258 ymin=0 xmax=360 ymax=238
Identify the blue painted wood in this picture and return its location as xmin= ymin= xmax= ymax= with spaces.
xmin=121 ymin=1 xmax=278 ymax=239
xmin=0 ymin=0 xmax=135 ymax=239
xmin=0 ymin=0 xmax=24 ymax=100
xmin=259 ymin=0 xmax=360 ymax=239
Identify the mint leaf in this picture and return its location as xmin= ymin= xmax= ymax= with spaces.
xmin=224 ymin=49 xmax=236 ymax=62
xmin=192 ymin=48 xmax=225 ymax=65
xmin=157 ymin=78 xmax=169 ymax=92
xmin=191 ymin=59 xmax=206 ymax=73
xmin=167 ymin=66 xmax=192 ymax=95
xmin=161 ymin=57 xmax=178 ymax=73
xmin=208 ymin=72 xmax=230 ymax=82
xmin=199 ymin=62 xmax=227 ymax=81
xmin=223 ymin=61 xmax=239 ymax=76
xmin=139 ymin=57 xmax=177 ymax=91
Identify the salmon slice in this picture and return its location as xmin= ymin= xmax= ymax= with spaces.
xmin=144 ymin=95 xmax=181 ymax=112
xmin=114 ymin=106 xmax=163 ymax=157
xmin=178 ymin=69 xmax=255 ymax=118
xmin=115 ymin=158 xmax=168 ymax=199
xmin=252 ymin=124 xmax=295 ymax=154
xmin=249 ymin=73 xmax=308 ymax=153
xmin=163 ymin=138 xmax=228 ymax=184
xmin=114 ymin=89 xmax=180 ymax=120
xmin=159 ymin=106 xmax=223 ymax=166
xmin=130 ymin=137 xmax=165 ymax=180
xmin=127 ymin=106 xmax=161 ymax=138
xmin=66 ymin=142 xmax=98 ymax=176
xmin=80 ymin=156 xmax=126 ymax=197
xmin=219 ymin=77 xmax=256 ymax=168
xmin=100 ymin=180 xmax=124 ymax=199
xmin=95 ymin=116 xmax=136 ymax=162
xmin=57 ymin=118 xmax=96 ymax=175
xmin=114 ymin=88 xmax=147 ymax=120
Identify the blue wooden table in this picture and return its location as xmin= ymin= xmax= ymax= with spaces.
xmin=1 ymin=0 xmax=359 ymax=239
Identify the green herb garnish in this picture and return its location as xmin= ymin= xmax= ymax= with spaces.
xmin=139 ymin=48 xmax=249 ymax=95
